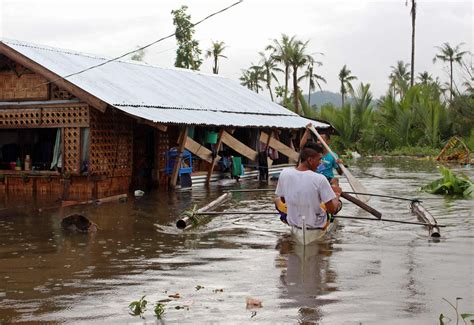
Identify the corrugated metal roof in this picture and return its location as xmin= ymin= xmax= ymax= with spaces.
xmin=0 ymin=39 xmax=329 ymax=129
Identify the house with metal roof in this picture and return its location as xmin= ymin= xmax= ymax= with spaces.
xmin=0 ymin=39 xmax=329 ymax=199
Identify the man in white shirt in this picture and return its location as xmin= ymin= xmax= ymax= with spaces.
xmin=275 ymin=142 xmax=342 ymax=229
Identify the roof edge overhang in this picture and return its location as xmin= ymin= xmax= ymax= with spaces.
xmin=0 ymin=41 xmax=109 ymax=113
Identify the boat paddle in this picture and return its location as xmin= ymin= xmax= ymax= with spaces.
xmin=308 ymin=124 xmax=370 ymax=203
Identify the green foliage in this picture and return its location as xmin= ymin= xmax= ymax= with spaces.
xmin=339 ymin=65 xmax=357 ymax=107
xmin=205 ymin=40 xmax=227 ymax=74
xmin=240 ymin=66 xmax=265 ymax=93
xmin=318 ymin=82 xmax=374 ymax=151
xmin=129 ymin=295 xmax=147 ymax=318
xmin=448 ymin=94 xmax=474 ymax=137
xmin=382 ymin=146 xmax=439 ymax=156
xmin=154 ymin=302 xmax=165 ymax=319
xmin=467 ymin=129 xmax=474 ymax=151
xmin=439 ymin=297 xmax=474 ymax=325
xmin=171 ymin=5 xmax=202 ymax=70
xmin=130 ymin=47 xmax=146 ymax=62
xmin=422 ymin=166 xmax=474 ymax=198
xmin=433 ymin=42 xmax=468 ymax=100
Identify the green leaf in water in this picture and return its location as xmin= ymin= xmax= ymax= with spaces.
xmin=422 ymin=166 xmax=474 ymax=198
xmin=129 ymin=295 xmax=147 ymax=317
xmin=154 ymin=302 xmax=165 ymax=319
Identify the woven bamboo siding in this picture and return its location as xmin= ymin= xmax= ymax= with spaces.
xmin=0 ymin=72 xmax=49 ymax=100
xmin=157 ymin=130 xmax=169 ymax=186
xmin=89 ymin=109 xmax=133 ymax=177
xmin=0 ymin=104 xmax=89 ymax=128
xmin=63 ymin=127 xmax=81 ymax=174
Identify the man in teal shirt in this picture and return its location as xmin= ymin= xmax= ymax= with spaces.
xmin=300 ymin=125 xmax=343 ymax=185
xmin=316 ymin=133 xmax=343 ymax=184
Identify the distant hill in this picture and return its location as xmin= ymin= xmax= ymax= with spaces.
xmin=303 ymin=90 xmax=352 ymax=108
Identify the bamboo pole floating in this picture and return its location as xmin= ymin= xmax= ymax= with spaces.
xmin=410 ymin=201 xmax=441 ymax=237
xmin=176 ymin=192 xmax=232 ymax=229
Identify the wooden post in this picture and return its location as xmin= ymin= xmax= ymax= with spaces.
xmin=265 ymin=129 xmax=273 ymax=168
xmin=207 ymin=128 xmax=225 ymax=184
xmin=170 ymin=126 xmax=188 ymax=189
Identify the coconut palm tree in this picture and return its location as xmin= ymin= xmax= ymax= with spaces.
xmin=266 ymin=34 xmax=296 ymax=101
xmin=389 ymin=60 xmax=410 ymax=99
xmin=433 ymin=42 xmax=468 ymax=101
xmin=339 ymin=65 xmax=358 ymax=107
xmin=239 ymin=69 xmax=253 ymax=90
xmin=288 ymin=39 xmax=310 ymax=115
xmin=406 ymin=0 xmax=417 ymax=87
xmin=417 ymin=71 xmax=433 ymax=85
xmin=205 ymin=40 xmax=227 ymax=74
xmin=258 ymin=52 xmax=282 ymax=102
xmin=299 ymin=57 xmax=326 ymax=107
xmin=239 ymin=65 xmax=264 ymax=93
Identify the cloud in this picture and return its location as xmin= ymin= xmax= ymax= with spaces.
xmin=2 ymin=0 xmax=472 ymax=98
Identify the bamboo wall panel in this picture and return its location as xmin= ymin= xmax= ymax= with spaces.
xmin=0 ymin=105 xmax=89 ymax=128
xmin=89 ymin=109 xmax=133 ymax=177
xmin=0 ymin=72 xmax=49 ymax=100
xmin=157 ymin=130 xmax=169 ymax=186
xmin=50 ymin=84 xmax=76 ymax=100
xmin=41 ymin=106 xmax=89 ymax=127
xmin=63 ymin=127 xmax=81 ymax=174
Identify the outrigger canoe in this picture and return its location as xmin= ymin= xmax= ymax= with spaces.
xmin=275 ymin=197 xmax=338 ymax=245
xmin=290 ymin=218 xmax=338 ymax=245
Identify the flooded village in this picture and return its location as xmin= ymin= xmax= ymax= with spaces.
xmin=1 ymin=1 xmax=473 ymax=323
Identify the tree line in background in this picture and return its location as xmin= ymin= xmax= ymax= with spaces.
xmin=239 ymin=33 xmax=473 ymax=155
xmin=135 ymin=4 xmax=473 ymax=155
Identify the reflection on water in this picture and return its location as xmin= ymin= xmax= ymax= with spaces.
xmin=0 ymin=157 xmax=473 ymax=323
xmin=276 ymin=236 xmax=338 ymax=323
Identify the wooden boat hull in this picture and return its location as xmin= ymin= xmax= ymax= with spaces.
xmin=290 ymin=219 xmax=337 ymax=245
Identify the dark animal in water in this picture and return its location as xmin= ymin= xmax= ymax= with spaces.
xmin=61 ymin=214 xmax=98 ymax=233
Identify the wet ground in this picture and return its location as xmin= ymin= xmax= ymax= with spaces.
xmin=0 ymin=157 xmax=473 ymax=324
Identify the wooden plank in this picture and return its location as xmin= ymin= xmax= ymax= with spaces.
xmin=184 ymin=136 xmax=219 ymax=164
xmin=221 ymin=131 xmax=258 ymax=161
xmin=0 ymin=43 xmax=108 ymax=112
xmin=259 ymin=131 xmax=299 ymax=163
xmin=170 ymin=126 xmax=188 ymax=188
xmin=207 ymin=129 xmax=225 ymax=183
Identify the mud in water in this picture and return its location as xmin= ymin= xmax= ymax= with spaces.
xmin=0 ymin=157 xmax=473 ymax=323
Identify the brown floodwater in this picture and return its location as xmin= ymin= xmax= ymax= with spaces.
xmin=0 ymin=157 xmax=473 ymax=324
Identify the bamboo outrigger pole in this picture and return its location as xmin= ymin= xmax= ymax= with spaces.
xmin=176 ymin=192 xmax=232 ymax=229
xmin=181 ymin=210 xmax=445 ymax=228
xmin=410 ymin=201 xmax=441 ymax=237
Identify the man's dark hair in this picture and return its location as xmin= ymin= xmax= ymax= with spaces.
xmin=300 ymin=142 xmax=323 ymax=162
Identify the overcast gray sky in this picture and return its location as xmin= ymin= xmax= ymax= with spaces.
xmin=1 ymin=0 xmax=472 ymax=99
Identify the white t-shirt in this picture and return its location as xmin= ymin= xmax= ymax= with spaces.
xmin=275 ymin=167 xmax=336 ymax=228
